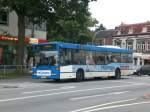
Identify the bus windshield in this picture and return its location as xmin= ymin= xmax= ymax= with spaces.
xmin=34 ymin=51 xmax=58 ymax=66
xmin=34 ymin=44 xmax=56 ymax=51
xmin=32 ymin=44 xmax=59 ymax=66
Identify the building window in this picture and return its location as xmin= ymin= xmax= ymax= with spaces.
xmin=128 ymin=27 xmax=133 ymax=34
xmin=145 ymin=41 xmax=150 ymax=52
xmin=114 ymin=39 xmax=122 ymax=47
xmin=0 ymin=10 xmax=8 ymax=25
xmin=136 ymin=39 xmax=146 ymax=52
xmin=142 ymin=27 xmax=147 ymax=33
xmin=25 ymin=17 xmax=46 ymax=31
xmin=126 ymin=39 xmax=133 ymax=50
xmin=98 ymin=39 xmax=104 ymax=45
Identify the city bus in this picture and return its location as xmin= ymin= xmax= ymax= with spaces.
xmin=32 ymin=42 xmax=133 ymax=81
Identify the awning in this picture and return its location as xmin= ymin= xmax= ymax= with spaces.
xmin=0 ymin=35 xmax=47 ymax=44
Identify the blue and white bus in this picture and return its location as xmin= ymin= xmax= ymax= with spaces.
xmin=32 ymin=42 xmax=133 ymax=81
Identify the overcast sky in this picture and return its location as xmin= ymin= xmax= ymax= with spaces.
xmin=89 ymin=0 xmax=150 ymax=29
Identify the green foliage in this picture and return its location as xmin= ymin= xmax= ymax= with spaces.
xmin=0 ymin=0 xmax=98 ymax=65
xmin=47 ymin=0 xmax=98 ymax=44
xmin=95 ymin=23 xmax=106 ymax=32
xmin=0 ymin=0 xmax=54 ymax=23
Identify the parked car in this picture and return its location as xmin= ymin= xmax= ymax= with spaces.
xmin=134 ymin=65 xmax=150 ymax=76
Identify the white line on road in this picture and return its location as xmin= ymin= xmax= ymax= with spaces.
xmin=111 ymin=81 xmax=146 ymax=84
xmin=81 ymin=101 xmax=150 ymax=112
xmin=70 ymin=91 xmax=130 ymax=100
xmin=23 ymin=83 xmax=143 ymax=95
xmin=70 ymin=98 xmax=136 ymax=112
xmin=23 ymin=86 xmax=75 ymax=94
xmin=0 ymin=83 xmax=143 ymax=103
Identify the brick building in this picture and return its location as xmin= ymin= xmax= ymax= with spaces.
xmin=93 ymin=29 xmax=116 ymax=45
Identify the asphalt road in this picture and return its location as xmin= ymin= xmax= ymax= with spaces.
xmin=1 ymin=75 xmax=150 ymax=112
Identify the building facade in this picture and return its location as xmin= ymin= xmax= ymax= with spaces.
xmin=0 ymin=10 xmax=47 ymax=39
xmin=0 ymin=10 xmax=47 ymax=65
xmin=93 ymin=29 xmax=116 ymax=45
xmin=113 ymin=22 xmax=150 ymax=66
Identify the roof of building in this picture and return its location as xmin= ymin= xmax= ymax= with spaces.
xmin=115 ymin=21 xmax=150 ymax=36
xmin=95 ymin=29 xmax=116 ymax=39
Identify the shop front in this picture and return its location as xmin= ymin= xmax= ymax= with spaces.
xmin=0 ymin=35 xmax=47 ymax=65
xmin=133 ymin=53 xmax=150 ymax=66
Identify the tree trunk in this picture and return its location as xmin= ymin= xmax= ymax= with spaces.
xmin=16 ymin=14 xmax=25 ymax=66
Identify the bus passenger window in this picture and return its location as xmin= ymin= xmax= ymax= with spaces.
xmin=94 ymin=52 xmax=106 ymax=65
xmin=110 ymin=53 xmax=121 ymax=63
xmin=97 ymin=56 xmax=105 ymax=64
xmin=112 ymin=58 xmax=117 ymax=62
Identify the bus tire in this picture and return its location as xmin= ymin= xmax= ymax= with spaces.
xmin=76 ymin=70 xmax=84 ymax=82
xmin=114 ymin=69 xmax=121 ymax=79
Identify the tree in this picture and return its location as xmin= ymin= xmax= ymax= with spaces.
xmin=95 ymin=23 xmax=106 ymax=32
xmin=47 ymin=0 xmax=98 ymax=44
xmin=0 ymin=0 xmax=55 ymax=65
xmin=0 ymin=0 xmax=97 ymax=66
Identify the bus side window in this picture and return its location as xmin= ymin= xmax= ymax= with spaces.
xmin=98 ymin=56 xmax=105 ymax=64
xmin=112 ymin=57 xmax=118 ymax=62
xmin=86 ymin=56 xmax=95 ymax=65
xmin=95 ymin=52 xmax=105 ymax=65
xmin=110 ymin=53 xmax=121 ymax=63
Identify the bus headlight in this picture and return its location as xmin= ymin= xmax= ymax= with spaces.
xmin=55 ymin=67 xmax=60 ymax=71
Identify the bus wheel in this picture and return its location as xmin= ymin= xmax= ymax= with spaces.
xmin=76 ymin=70 xmax=84 ymax=82
xmin=114 ymin=69 xmax=121 ymax=79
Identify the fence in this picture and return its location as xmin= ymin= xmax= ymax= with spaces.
xmin=0 ymin=65 xmax=32 ymax=78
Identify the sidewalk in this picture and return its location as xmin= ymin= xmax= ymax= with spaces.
xmin=0 ymin=74 xmax=31 ymax=81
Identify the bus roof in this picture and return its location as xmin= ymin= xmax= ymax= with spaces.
xmin=98 ymin=45 xmax=121 ymax=49
xmin=33 ymin=42 xmax=132 ymax=53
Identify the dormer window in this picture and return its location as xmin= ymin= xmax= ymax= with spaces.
xmin=128 ymin=27 xmax=133 ymax=34
xmin=142 ymin=27 xmax=147 ymax=33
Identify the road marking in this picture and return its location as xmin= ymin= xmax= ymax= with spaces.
xmin=70 ymin=91 xmax=130 ymax=100
xmin=70 ymin=98 xmax=136 ymax=112
xmin=81 ymin=101 xmax=150 ymax=112
xmin=112 ymin=81 xmax=146 ymax=84
xmin=0 ymin=83 xmax=142 ymax=103
xmin=23 ymin=83 xmax=143 ymax=95
xmin=23 ymin=86 xmax=75 ymax=94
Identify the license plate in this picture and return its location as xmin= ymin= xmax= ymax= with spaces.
xmin=37 ymin=70 xmax=51 ymax=76
xmin=41 ymin=76 xmax=47 ymax=78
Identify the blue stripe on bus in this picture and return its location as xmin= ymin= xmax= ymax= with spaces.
xmin=32 ymin=42 xmax=132 ymax=54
